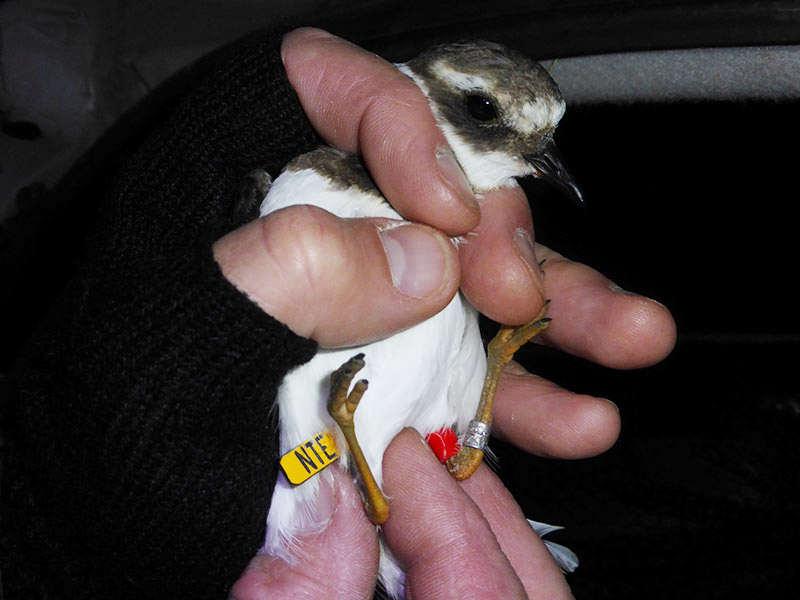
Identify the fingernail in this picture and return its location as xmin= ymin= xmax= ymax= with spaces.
xmin=436 ymin=146 xmax=479 ymax=211
xmin=609 ymin=284 xmax=634 ymax=295
xmin=513 ymin=228 xmax=545 ymax=295
xmin=610 ymin=284 xmax=668 ymax=309
xmin=601 ymin=397 xmax=619 ymax=413
xmin=379 ymin=224 xmax=451 ymax=298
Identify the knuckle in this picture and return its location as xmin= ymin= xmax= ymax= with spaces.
xmin=259 ymin=206 xmax=363 ymax=341
xmin=262 ymin=205 xmax=347 ymax=286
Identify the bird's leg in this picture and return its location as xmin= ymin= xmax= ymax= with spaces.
xmin=328 ymin=353 xmax=390 ymax=525
xmin=447 ymin=302 xmax=552 ymax=481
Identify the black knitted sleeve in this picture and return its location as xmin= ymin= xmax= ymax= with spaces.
xmin=1 ymin=29 xmax=321 ymax=599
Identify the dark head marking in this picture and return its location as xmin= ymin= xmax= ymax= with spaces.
xmin=400 ymin=40 xmax=568 ymax=189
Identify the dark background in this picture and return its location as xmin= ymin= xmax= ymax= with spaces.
xmin=505 ymin=101 xmax=799 ymax=599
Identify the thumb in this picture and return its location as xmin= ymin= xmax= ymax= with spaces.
xmin=213 ymin=204 xmax=459 ymax=347
xmin=229 ymin=468 xmax=379 ymax=600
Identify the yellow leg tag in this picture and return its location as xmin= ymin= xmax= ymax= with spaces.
xmin=279 ymin=432 xmax=339 ymax=485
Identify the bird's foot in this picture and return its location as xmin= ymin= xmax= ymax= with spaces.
xmin=446 ymin=443 xmax=485 ymax=481
xmin=231 ymin=168 xmax=272 ymax=224
xmin=328 ymin=354 xmax=390 ymax=525
xmin=328 ymin=353 xmax=369 ymax=429
xmin=487 ymin=300 xmax=552 ymax=367
xmin=447 ymin=302 xmax=552 ymax=481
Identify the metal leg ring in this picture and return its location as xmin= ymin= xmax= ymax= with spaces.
xmin=462 ymin=419 xmax=490 ymax=450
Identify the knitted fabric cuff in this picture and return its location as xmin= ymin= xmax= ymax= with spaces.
xmin=94 ymin=28 xmax=321 ymax=272
xmin=6 ymin=242 xmax=318 ymax=599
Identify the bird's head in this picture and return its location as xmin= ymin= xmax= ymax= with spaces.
xmin=397 ymin=41 xmax=583 ymax=203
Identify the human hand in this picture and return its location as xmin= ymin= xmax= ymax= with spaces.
xmin=218 ymin=28 xmax=676 ymax=599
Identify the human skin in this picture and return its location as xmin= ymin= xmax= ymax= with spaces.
xmin=216 ymin=28 xmax=676 ymax=600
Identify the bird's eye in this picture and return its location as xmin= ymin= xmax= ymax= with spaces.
xmin=465 ymin=95 xmax=497 ymax=122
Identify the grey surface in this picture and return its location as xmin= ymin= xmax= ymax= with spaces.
xmin=549 ymin=45 xmax=800 ymax=104
xmin=2 ymin=0 xmax=799 ymax=222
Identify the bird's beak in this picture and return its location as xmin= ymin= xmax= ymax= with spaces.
xmin=525 ymin=139 xmax=584 ymax=206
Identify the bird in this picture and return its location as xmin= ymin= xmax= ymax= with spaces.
xmin=257 ymin=40 xmax=583 ymax=598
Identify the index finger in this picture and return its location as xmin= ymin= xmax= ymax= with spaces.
xmin=382 ymin=429 xmax=527 ymax=599
xmin=281 ymin=28 xmax=481 ymax=237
